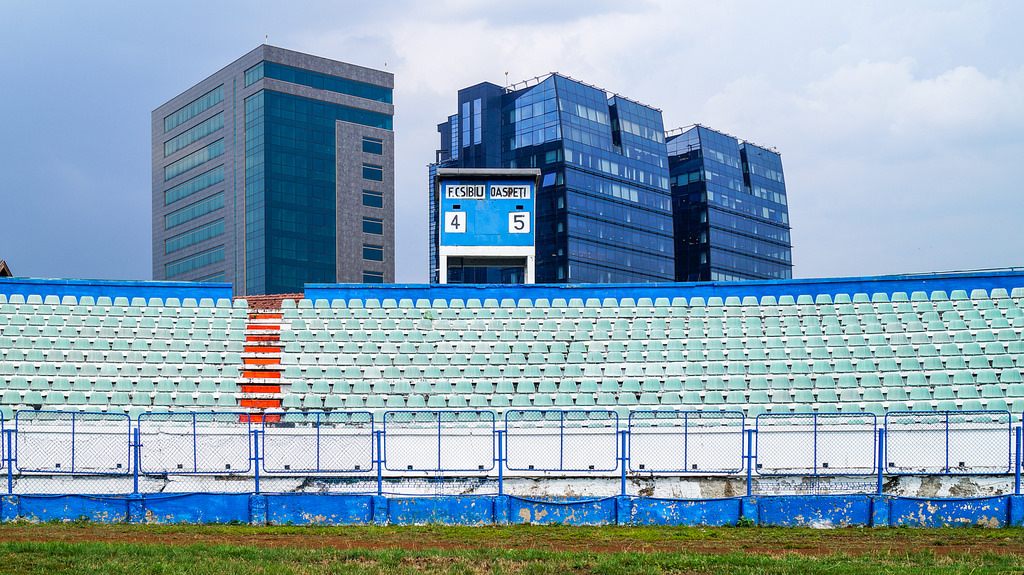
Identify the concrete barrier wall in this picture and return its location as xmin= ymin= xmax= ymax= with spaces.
xmin=4 ymin=493 xmax=1024 ymax=527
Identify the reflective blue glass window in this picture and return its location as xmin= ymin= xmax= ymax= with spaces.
xmin=362 ymin=216 xmax=383 ymax=235
xmin=164 ymin=139 xmax=224 ymax=181
xmin=450 ymin=114 xmax=459 ymax=159
xmin=362 ymin=244 xmax=384 ymax=261
xmin=196 ymin=271 xmax=226 ymax=282
xmin=165 ymin=246 xmax=224 ymax=278
xmin=362 ymin=163 xmax=383 ymax=181
xmin=362 ymin=270 xmax=384 ymax=283
xmin=362 ymin=189 xmax=383 ymax=208
xmin=472 ymin=98 xmax=482 ymax=144
xmin=164 ymin=165 xmax=224 ymax=205
xmin=244 ymin=62 xmax=264 ymax=87
xmin=164 ymin=85 xmax=223 ymax=132
xmin=164 ymin=112 xmax=224 ymax=157
xmin=362 ymin=136 xmax=383 ymax=155
xmin=165 ymin=218 xmax=225 ymax=254
xmin=261 ymin=61 xmax=392 ymax=103
xmin=165 ymin=192 xmax=224 ymax=229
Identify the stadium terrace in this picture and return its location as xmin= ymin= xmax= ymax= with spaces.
xmin=1 ymin=270 xmax=1024 ymax=527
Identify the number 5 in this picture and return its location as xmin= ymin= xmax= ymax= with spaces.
xmin=509 ymin=212 xmax=529 ymax=234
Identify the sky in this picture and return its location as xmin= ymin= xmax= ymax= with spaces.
xmin=0 ymin=0 xmax=1021 ymax=283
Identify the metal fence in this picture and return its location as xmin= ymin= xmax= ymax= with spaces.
xmin=884 ymin=410 xmax=1013 ymax=475
xmin=628 ymin=410 xmax=744 ymax=474
xmin=755 ymin=413 xmax=877 ymax=476
xmin=505 ymin=410 xmax=619 ymax=472
xmin=0 ymin=409 xmax=1022 ymax=497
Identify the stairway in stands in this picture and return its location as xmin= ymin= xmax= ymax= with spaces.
xmin=237 ymin=296 xmax=294 ymax=423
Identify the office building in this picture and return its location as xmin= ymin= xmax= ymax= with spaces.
xmin=430 ymin=74 xmax=675 ymax=284
xmin=152 ymin=45 xmax=394 ymax=294
xmin=666 ymin=125 xmax=792 ymax=281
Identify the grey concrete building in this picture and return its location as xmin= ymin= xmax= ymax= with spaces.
xmin=152 ymin=45 xmax=394 ymax=295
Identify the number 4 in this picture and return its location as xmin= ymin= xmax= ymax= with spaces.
xmin=445 ymin=211 xmax=466 ymax=233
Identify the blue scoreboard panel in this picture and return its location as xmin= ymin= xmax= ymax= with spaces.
xmin=439 ymin=178 xmax=536 ymax=248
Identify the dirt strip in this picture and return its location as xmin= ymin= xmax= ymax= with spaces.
xmin=0 ymin=525 xmax=1022 ymax=557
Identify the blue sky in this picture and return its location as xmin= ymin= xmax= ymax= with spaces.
xmin=1 ymin=0 xmax=1021 ymax=282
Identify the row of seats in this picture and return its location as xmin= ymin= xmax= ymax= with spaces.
xmin=279 ymin=392 xmax=1024 ymax=412
xmin=1 ymin=366 xmax=240 ymax=378
xmin=280 ymin=353 xmax=1024 ymax=370
xmin=280 ymin=288 xmax=1024 ymax=309
xmin=0 ymin=294 xmax=245 ymax=307
xmin=284 ymin=308 xmax=1024 ymax=327
xmin=281 ymin=337 xmax=1024 ymax=354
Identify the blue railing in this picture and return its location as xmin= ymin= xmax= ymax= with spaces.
xmin=1 ymin=408 xmax=1022 ymax=498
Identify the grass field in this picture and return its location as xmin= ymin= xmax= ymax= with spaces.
xmin=0 ymin=523 xmax=1022 ymax=574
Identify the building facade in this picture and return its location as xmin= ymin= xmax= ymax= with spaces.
xmin=152 ymin=45 xmax=395 ymax=295
xmin=429 ymin=74 xmax=675 ymax=284
xmin=666 ymin=125 xmax=792 ymax=282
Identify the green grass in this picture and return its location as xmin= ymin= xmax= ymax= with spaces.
xmin=0 ymin=524 xmax=1022 ymax=574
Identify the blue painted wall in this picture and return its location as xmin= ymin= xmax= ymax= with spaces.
xmin=306 ymin=270 xmax=1024 ymax=303
xmin=0 ymin=277 xmax=233 ymax=301
xmin=2 ymin=494 xmax=1023 ymax=527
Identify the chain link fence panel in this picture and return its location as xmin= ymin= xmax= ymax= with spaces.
xmin=15 ymin=410 xmax=131 ymax=474
xmin=505 ymin=410 xmax=619 ymax=472
xmin=383 ymin=411 xmax=495 ymax=473
xmin=261 ymin=411 xmax=374 ymax=474
xmin=756 ymin=413 xmax=877 ymax=476
xmin=885 ymin=410 xmax=1012 ymax=475
xmin=138 ymin=411 xmax=252 ymax=475
xmin=628 ymin=410 xmax=744 ymax=474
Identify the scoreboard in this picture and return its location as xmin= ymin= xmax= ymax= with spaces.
xmin=435 ymin=169 xmax=539 ymax=284
xmin=439 ymin=180 xmax=535 ymax=248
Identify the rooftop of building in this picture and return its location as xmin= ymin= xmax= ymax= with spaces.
xmin=666 ymin=123 xmax=780 ymax=155
xmin=504 ymin=72 xmax=661 ymax=112
xmin=154 ymin=44 xmax=393 ymax=112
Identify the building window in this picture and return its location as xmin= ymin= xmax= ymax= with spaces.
xmin=362 ymin=271 xmax=384 ymax=283
xmin=196 ymin=271 xmax=226 ymax=282
xmin=362 ymin=163 xmax=383 ymax=181
xmin=260 ymin=61 xmax=392 ymax=103
xmin=361 ymin=136 xmax=383 ymax=155
xmin=461 ymin=101 xmax=470 ymax=147
xmin=165 ymin=219 xmax=225 ymax=254
xmin=362 ymin=217 xmax=383 ymax=235
xmin=164 ymin=139 xmax=224 ymax=181
xmin=164 ymin=165 xmax=224 ymax=205
xmin=165 ymin=246 xmax=225 ymax=278
xmin=244 ymin=62 xmax=264 ymax=87
xmin=164 ymin=112 xmax=225 ymax=157
xmin=362 ymin=189 xmax=383 ymax=208
xmin=362 ymin=244 xmax=384 ymax=261
xmin=164 ymin=85 xmax=224 ymax=132
xmin=472 ymin=98 xmax=482 ymax=144
xmin=165 ymin=192 xmax=225 ymax=229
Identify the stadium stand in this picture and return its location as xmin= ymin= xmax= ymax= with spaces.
xmin=0 ymin=293 xmax=247 ymax=419
xmin=1 ymin=274 xmax=1022 ymax=421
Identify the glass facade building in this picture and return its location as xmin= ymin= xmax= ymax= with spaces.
xmin=430 ymin=74 xmax=675 ymax=284
xmin=666 ymin=125 xmax=792 ymax=281
xmin=152 ymin=45 xmax=395 ymax=295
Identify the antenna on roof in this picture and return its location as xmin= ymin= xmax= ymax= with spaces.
xmin=505 ymin=71 xmax=509 ymax=88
